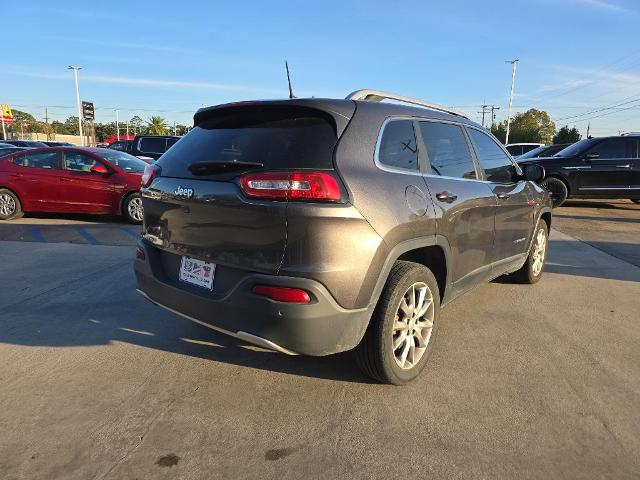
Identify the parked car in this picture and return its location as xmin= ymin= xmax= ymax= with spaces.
xmin=0 ymin=140 xmax=48 ymax=148
xmin=506 ymin=143 xmax=544 ymax=156
xmin=134 ymin=90 xmax=552 ymax=385
xmin=108 ymin=140 xmax=132 ymax=152
xmin=518 ymin=134 xmax=640 ymax=207
xmin=516 ymin=143 xmax=570 ymax=160
xmin=0 ymin=146 xmax=31 ymax=158
xmin=42 ymin=141 xmax=74 ymax=147
xmin=0 ymin=147 xmax=147 ymax=223
xmin=126 ymin=135 xmax=180 ymax=160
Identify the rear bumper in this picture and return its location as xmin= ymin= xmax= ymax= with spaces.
xmin=134 ymin=241 xmax=371 ymax=356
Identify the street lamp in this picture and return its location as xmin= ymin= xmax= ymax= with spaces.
xmin=67 ymin=65 xmax=84 ymax=146
xmin=505 ymin=59 xmax=519 ymax=146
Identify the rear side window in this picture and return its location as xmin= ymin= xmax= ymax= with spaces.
xmin=419 ymin=122 xmax=476 ymax=179
xmin=138 ymin=137 xmax=167 ymax=154
xmin=377 ymin=120 xmax=418 ymax=171
xmin=11 ymin=151 xmax=60 ymax=169
xmin=467 ymin=128 xmax=517 ymax=183
xmin=157 ymin=108 xmax=338 ymax=177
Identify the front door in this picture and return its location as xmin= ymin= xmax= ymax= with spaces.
xmin=466 ymin=127 xmax=534 ymax=266
xmin=575 ymin=137 xmax=635 ymax=196
xmin=59 ymin=151 xmax=115 ymax=213
xmin=417 ymin=120 xmax=496 ymax=298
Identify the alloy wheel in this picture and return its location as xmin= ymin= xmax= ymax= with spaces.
xmin=128 ymin=197 xmax=144 ymax=222
xmin=392 ymin=282 xmax=435 ymax=370
xmin=532 ymin=228 xmax=547 ymax=276
xmin=0 ymin=193 xmax=16 ymax=217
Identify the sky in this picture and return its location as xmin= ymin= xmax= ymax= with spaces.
xmin=2 ymin=0 xmax=639 ymax=137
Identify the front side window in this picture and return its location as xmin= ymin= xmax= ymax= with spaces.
xmin=63 ymin=152 xmax=100 ymax=172
xmin=419 ymin=122 xmax=476 ymax=179
xmin=587 ymin=138 xmax=635 ymax=159
xmin=378 ymin=120 xmax=419 ymax=171
xmin=139 ymin=137 xmax=166 ymax=154
xmin=467 ymin=128 xmax=517 ymax=183
xmin=11 ymin=151 xmax=60 ymax=169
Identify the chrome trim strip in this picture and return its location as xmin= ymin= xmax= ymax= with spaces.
xmin=563 ymin=166 xmax=591 ymax=170
xmin=578 ymin=186 xmax=631 ymax=191
xmin=136 ymin=289 xmax=299 ymax=355
xmin=346 ymin=89 xmax=468 ymax=118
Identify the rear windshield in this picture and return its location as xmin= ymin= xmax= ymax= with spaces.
xmin=157 ymin=109 xmax=338 ymax=177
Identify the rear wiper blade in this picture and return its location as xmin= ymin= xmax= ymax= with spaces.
xmin=188 ymin=160 xmax=264 ymax=175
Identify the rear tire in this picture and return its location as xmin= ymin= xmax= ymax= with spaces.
xmin=0 ymin=189 xmax=23 ymax=221
xmin=540 ymin=177 xmax=568 ymax=208
xmin=355 ymin=261 xmax=440 ymax=385
xmin=511 ymin=222 xmax=549 ymax=284
xmin=123 ymin=192 xmax=143 ymax=224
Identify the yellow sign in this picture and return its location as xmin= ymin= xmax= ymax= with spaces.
xmin=1 ymin=104 xmax=13 ymax=124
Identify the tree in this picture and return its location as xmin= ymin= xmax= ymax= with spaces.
xmin=553 ymin=126 xmax=581 ymax=144
xmin=63 ymin=116 xmax=81 ymax=135
xmin=148 ymin=116 xmax=167 ymax=135
xmin=491 ymin=108 xmax=556 ymax=144
xmin=7 ymin=109 xmax=42 ymax=135
xmin=129 ymin=116 xmax=145 ymax=135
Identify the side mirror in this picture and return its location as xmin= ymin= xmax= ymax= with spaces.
xmin=523 ymin=164 xmax=545 ymax=183
xmin=584 ymin=152 xmax=599 ymax=160
xmin=90 ymin=164 xmax=109 ymax=174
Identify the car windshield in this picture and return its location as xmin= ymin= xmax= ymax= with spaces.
xmin=554 ymin=138 xmax=599 ymax=157
xmin=97 ymin=150 xmax=148 ymax=172
xmin=518 ymin=145 xmax=548 ymax=159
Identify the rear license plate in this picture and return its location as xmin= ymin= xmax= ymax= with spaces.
xmin=179 ymin=256 xmax=216 ymax=290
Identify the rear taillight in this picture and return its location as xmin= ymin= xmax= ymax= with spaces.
xmin=141 ymin=164 xmax=161 ymax=188
xmin=252 ymin=285 xmax=311 ymax=303
xmin=239 ymin=171 xmax=342 ymax=202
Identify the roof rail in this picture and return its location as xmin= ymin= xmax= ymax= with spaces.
xmin=346 ymin=89 xmax=468 ymax=119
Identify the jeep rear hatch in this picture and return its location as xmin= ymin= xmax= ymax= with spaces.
xmin=142 ymin=101 xmax=354 ymax=274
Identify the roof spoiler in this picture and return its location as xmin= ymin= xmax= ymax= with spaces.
xmin=346 ymin=89 xmax=468 ymax=119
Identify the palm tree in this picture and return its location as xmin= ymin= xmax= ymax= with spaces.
xmin=148 ymin=116 xmax=168 ymax=135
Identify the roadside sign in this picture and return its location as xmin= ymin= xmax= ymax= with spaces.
xmin=1 ymin=104 xmax=14 ymax=124
xmin=82 ymin=101 xmax=95 ymax=121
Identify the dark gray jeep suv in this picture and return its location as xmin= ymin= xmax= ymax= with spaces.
xmin=135 ymin=90 xmax=552 ymax=384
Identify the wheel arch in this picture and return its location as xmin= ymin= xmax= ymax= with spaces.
xmin=368 ymin=236 xmax=451 ymax=311
xmin=543 ymin=174 xmax=571 ymax=196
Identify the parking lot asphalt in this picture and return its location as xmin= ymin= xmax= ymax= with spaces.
xmin=1 ymin=202 xmax=639 ymax=479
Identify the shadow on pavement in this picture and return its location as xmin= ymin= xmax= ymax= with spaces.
xmin=553 ymin=213 xmax=640 ymax=224
xmin=561 ymin=200 xmax=640 ymax=211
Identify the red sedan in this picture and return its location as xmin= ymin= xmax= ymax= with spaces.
xmin=0 ymin=147 xmax=147 ymax=223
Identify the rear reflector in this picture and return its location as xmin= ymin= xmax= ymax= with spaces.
xmin=135 ymin=247 xmax=146 ymax=260
xmin=252 ymin=285 xmax=311 ymax=304
xmin=240 ymin=171 xmax=341 ymax=202
xmin=141 ymin=164 xmax=161 ymax=188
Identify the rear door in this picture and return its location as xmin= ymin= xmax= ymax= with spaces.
xmin=143 ymin=107 xmax=341 ymax=275
xmin=576 ymin=138 xmax=635 ymax=195
xmin=59 ymin=151 xmax=115 ymax=213
xmin=466 ymin=127 xmax=534 ymax=265
xmin=417 ymin=120 xmax=497 ymax=296
xmin=7 ymin=150 xmax=64 ymax=211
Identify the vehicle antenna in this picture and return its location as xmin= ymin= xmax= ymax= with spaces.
xmin=285 ymin=61 xmax=296 ymax=99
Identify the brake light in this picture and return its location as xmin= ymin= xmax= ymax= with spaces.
xmin=239 ymin=171 xmax=342 ymax=202
xmin=141 ymin=164 xmax=161 ymax=188
xmin=252 ymin=285 xmax=311 ymax=304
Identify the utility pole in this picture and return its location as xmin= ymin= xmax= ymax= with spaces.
xmin=490 ymin=105 xmax=500 ymax=125
xmin=173 ymin=120 xmax=176 ymax=136
xmin=478 ymin=104 xmax=491 ymax=127
xmin=126 ymin=120 xmax=129 ymax=138
xmin=68 ymin=66 xmax=84 ymax=146
xmin=505 ymin=59 xmax=519 ymax=145
xmin=115 ymin=109 xmax=120 ymax=141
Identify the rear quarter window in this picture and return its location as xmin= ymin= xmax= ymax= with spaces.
xmin=157 ymin=109 xmax=338 ymax=178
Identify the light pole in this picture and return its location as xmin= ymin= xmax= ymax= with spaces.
xmin=505 ymin=59 xmax=519 ymax=145
xmin=68 ymin=66 xmax=84 ymax=146
xmin=115 ymin=109 xmax=120 ymax=141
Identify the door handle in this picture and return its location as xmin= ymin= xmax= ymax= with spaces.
xmin=615 ymin=164 xmax=631 ymax=168
xmin=60 ymin=177 xmax=71 ymax=182
xmin=496 ymin=192 xmax=510 ymax=200
xmin=435 ymin=191 xmax=457 ymax=203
